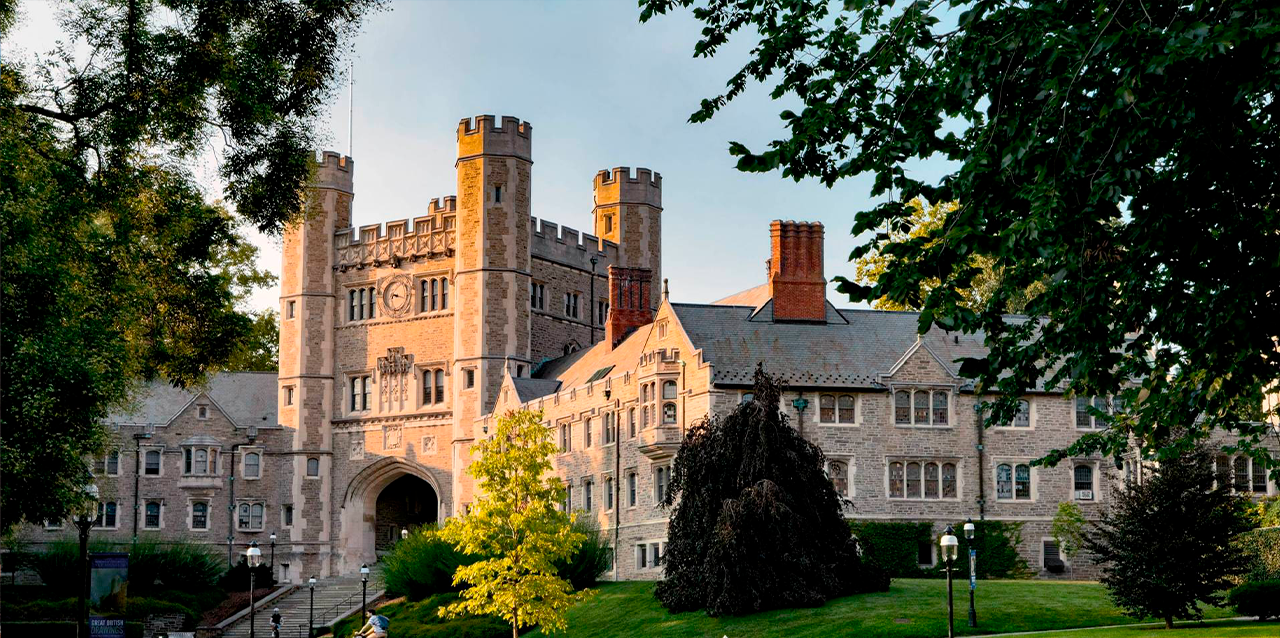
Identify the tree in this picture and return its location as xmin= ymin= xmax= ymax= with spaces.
xmin=0 ymin=0 xmax=379 ymax=529
xmin=1050 ymin=501 xmax=1087 ymax=562
xmin=640 ymin=0 xmax=1280 ymax=479
xmin=223 ymin=310 xmax=280 ymax=372
xmin=854 ymin=198 xmax=1044 ymax=312
xmin=655 ymin=366 xmax=887 ymax=616
xmin=436 ymin=409 xmax=591 ymax=637
xmin=1086 ymin=444 xmax=1252 ymax=628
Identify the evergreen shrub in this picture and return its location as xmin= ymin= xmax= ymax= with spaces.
xmin=552 ymin=518 xmax=613 ymax=591
xmin=849 ymin=520 xmax=1031 ymax=579
xmin=1233 ymin=527 xmax=1280 ymax=584
xmin=382 ymin=525 xmax=480 ymax=601
xmin=1226 ymin=580 xmax=1280 ymax=621
xmin=216 ymin=557 xmax=276 ymax=592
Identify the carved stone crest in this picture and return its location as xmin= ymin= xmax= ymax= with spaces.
xmin=349 ymin=437 xmax=365 ymax=460
xmin=421 ymin=435 xmax=437 ymax=454
xmin=384 ymin=424 xmax=403 ymax=450
xmin=377 ymin=347 xmax=415 ymax=406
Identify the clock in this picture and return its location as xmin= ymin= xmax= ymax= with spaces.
xmin=380 ymin=275 xmax=413 ymax=318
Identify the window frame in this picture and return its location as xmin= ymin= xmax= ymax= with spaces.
xmin=662 ymin=402 xmax=677 ymax=425
xmin=349 ymin=374 xmax=373 ymax=413
xmin=887 ymin=459 xmax=960 ymax=501
xmin=891 ymin=388 xmax=952 ymax=427
xmin=994 ymin=461 xmax=1036 ymax=502
xmin=826 ymin=458 xmax=852 ymax=498
xmin=104 ymin=449 xmax=120 ymax=476
xmin=306 ymin=457 xmax=321 ymax=478
xmin=143 ymin=500 xmax=163 ymax=530
xmin=190 ymin=500 xmax=211 ymax=531
xmin=654 ymin=465 xmax=670 ymax=504
xmin=817 ymin=393 xmax=859 ymax=425
xmin=1072 ymin=462 xmax=1098 ymax=501
xmin=143 ymin=448 xmax=163 ymax=477
xmin=236 ymin=501 xmax=267 ymax=532
xmin=241 ymin=449 xmax=263 ymax=480
xmin=94 ymin=501 xmax=119 ymax=529
xmin=627 ymin=471 xmax=638 ymax=508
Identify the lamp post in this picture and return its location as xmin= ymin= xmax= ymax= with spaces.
xmin=400 ymin=528 xmax=408 ymax=543
xmin=73 ymin=483 xmax=100 ymax=638
xmin=940 ymin=525 xmax=959 ymax=638
xmin=308 ymin=576 xmax=317 ymax=638
xmin=360 ymin=563 xmax=370 ymax=619
xmin=247 ymin=541 xmax=262 ymax=638
xmin=964 ymin=519 xmax=977 ymax=628
xmin=269 ymin=531 xmax=276 ymax=571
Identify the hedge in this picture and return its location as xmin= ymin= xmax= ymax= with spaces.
xmin=1234 ymin=527 xmax=1280 ymax=584
xmin=1 ymin=596 xmax=198 ymax=628
xmin=1226 ymin=580 xmax=1280 ymax=621
xmin=849 ymin=520 xmax=1031 ymax=579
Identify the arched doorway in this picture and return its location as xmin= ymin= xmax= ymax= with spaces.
xmin=338 ymin=457 xmax=448 ymax=572
xmin=374 ymin=474 xmax=438 ymax=553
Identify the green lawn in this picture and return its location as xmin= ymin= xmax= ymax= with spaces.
xmin=1026 ymin=620 xmax=1279 ymax=637
xmin=524 ymin=579 xmax=1250 ymax=638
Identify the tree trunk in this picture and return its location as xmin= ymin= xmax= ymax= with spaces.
xmin=512 ymin=623 xmax=518 ymax=638
xmin=1165 ymin=616 xmax=1173 ymax=630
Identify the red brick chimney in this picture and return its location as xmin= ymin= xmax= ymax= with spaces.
xmin=768 ymin=220 xmax=827 ymax=322
xmin=607 ymin=266 xmax=654 ymax=349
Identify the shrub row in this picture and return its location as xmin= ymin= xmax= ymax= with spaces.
xmin=383 ymin=519 xmax=612 ymax=602
xmin=1233 ymin=526 xmax=1280 ymax=584
xmin=1 ymin=596 xmax=198 ymax=628
xmin=6 ymin=538 xmax=225 ymax=598
xmin=1227 ymin=579 xmax=1280 ymax=621
xmin=849 ymin=520 xmax=1031 ymax=579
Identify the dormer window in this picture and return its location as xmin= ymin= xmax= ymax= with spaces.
xmin=893 ymin=389 xmax=950 ymax=426
xmin=183 ymin=446 xmax=218 ymax=475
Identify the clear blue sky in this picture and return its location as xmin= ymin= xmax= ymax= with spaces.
xmin=6 ymin=0 xmax=957 ymax=312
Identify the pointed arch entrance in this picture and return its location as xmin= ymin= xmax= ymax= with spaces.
xmin=339 ymin=457 xmax=444 ymax=572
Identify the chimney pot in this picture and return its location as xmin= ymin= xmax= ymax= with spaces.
xmin=768 ymin=220 xmax=826 ymax=322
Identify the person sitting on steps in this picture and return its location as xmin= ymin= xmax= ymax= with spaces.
xmin=354 ymin=610 xmax=389 ymax=638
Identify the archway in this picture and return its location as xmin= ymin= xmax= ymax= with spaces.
xmin=374 ymin=474 xmax=438 ymax=553
xmin=338 ymin=457 xmax=448 ymax=572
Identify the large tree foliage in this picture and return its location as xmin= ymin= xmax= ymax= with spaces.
xmin=0 ymin=0 xmax=377 ymax=529
xmin=641 ymin=1 xmax=1280 ymax=476
xmin=656 ymin=367 xmax=887 ymax=616
xmin=1086 ymin=444 xmax=1251 ymax=628
xmin=436 ymin=409 xmax=591 ymax=637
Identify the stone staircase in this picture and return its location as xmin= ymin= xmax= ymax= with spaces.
xmin=221 ymin=569 xmax=385 ymax=638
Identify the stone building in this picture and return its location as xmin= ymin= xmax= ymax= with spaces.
xmin=32 ymin=115 xmax=1278 ymax=584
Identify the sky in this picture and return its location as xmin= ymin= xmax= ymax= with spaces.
xmin=4 ymin=0 xmax=957 ymax=313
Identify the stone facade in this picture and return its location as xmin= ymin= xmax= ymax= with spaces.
xmin=30 ymin=114 xmax=1278 ymax=586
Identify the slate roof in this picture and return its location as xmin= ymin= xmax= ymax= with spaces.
xmin=711 ymin=283 xmax=770 ymax=307
xmin=512 ymin=378 xmax=563 ymax=403
xmin=671 ymin=302 xmax=998 ymax=389
xmin=104 ymin=372 xmax=279 ymax=427
xmin=532 ymin=324 xmax=655 ymax=390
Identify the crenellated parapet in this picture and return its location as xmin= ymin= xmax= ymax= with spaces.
xmin=530 ymin=217 xmax=618 ymax=271
xmin=333 ymin=196 xmax=458 ymax=270
xmin=593 ymin=166 xmax=662 ymax=208
xmin=457 ymin=115 xmax=532 ymax=162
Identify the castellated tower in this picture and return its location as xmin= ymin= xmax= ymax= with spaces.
xmin=452 ymin=116 xmax=533 ymax=509
xmin=593 ymin=167 xmax=662 ymax=310
xmin=279 ymin=152 xmax=351 ymax=577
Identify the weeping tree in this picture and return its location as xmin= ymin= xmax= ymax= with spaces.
xmin=656 ymin=366 xmax=888 ymax=616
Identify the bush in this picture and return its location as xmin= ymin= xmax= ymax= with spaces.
xmin=849 ymin=520 xmax=1031 ymax=580
xmin=119 ymin=597 xmax=198 ymax=629
xmin=128 ymin=539 xmax=224 ymax=594
xmin=1226 ymin=580 xmax=1280 ymax=621
xmin=1247 ymin=496 xmax=1280 ymax=528
xmin=217 ymin=557 xmax=276 ymax=592
xmin=382 ymin=525 xmax=481 ymax=601
xmin=0 ymin=597 xmax=78 ymax=621
xmin=1234 ymin=527 xmax=1280 ymax=584
xmin=552 ymin=518 xmax=613 ymax=591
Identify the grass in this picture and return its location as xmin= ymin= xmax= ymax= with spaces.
xmin=522 ymin=579 xmax=1249 ymax=638
xmin=1027 ymin=620 xmax=1280 ymax=637
xmin=330 ymin=593 xmax=510 ymax=638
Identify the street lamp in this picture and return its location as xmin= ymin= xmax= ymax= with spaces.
xmin=269 ymin=531 xmax=276 ymax=572
xmin=360 ymin=563 xmax=370 ymax=619
xmin=401 ymin=528 xmax=409 ymax=542
xmin=308 ymin=576 xmax=317 ymax=638
xmin=247 ymin=541 xmax=262 ymax=638
xmin=940 ymin=525 xmax=959 ymax=638
xmin=73 ymin=483 xmax=100 ymax=638
xmin=964 ymin=519 xmax=977 ymax=628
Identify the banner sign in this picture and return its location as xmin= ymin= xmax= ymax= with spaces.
xmin=90 ymin=552 xmax=129 ymax=605
xmin=969 ymin=549 xmax=977 ymax=590
xmin=89 ymin=617 xmax=126 ymax=638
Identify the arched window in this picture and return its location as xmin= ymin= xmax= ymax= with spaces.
xmin=605 ymin=477 xmax=614 ymax=510
xmin=1014 ymin=464 xmax=1032 ymax=500
xmin=894 ymin=391 xmax=911 ymax=424
xmin=905 ymin=462 xmax=922 ymax=498
xmin=1013 ymin=400 xmax=1031 ymax=427
xmin=828 ymin=460 xmax=849 ymax=497
xmin=996 ymin=464 xmax=1013 ymax=500
xmin=440 ymin=278 xmax=449 ymax=309
xmin=1253 ymin=458 xmax=1267 ymax=493
xmin=627 ymin=472 xmax=637 ymax=507
xmin=913 ymin=391 xmax=930 ymax=424
xmin=924 ymin=462 xmax=940 ymax=499
xmin=192 ymin=502 xmax=208 ymax=529
xmin=244 ymin=452 xmax=261 ymax=478
xmin=888 ymin=462 xmax=904 ymax=498
xmin=741 ymin=392 xmax=754 ymax=404
xmin=1233 ymin=457 xmax=1249 ymax=490
xmin=838 ymin=395 xmax=856 ymax=423
xmin=584 ymin=418 xmax=593 ymax=447
xmin=932 ymin=391 xmax=949 ymax=425
xmin=306 ymin=457 xmax=320 ymax=476
xmin=642 ymin=406 xmax=650 ymax=428
xmin=430 ymin=278 xmax=438 ymax=310
xmin=819 ymin=394 xmax=835 ymax=422
xmin=629 ymin=408 xmax=637 ymax=438
xmin=1074 ymin=465 xmax=1094 ymax=492
xmin=662 ymin=402 xmax=677 ymax=424
xmin=560 ymin=424 xmax=571 ymax=452
xmin=662 ymin=380 xmax=676 ymax=399
xmin=145 ymin=501 xmax=161 ymax=529
xmin=194 ymin=449 xmax=208 ymax=474
xmin=144 ymin=450 xmax=161 ymax=475
xmin=941 ymin=463 xmax=957 ymax=498
xmin=106 ymin=450 xmax=120 ymax=475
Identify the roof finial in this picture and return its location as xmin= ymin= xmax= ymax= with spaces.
xmin=663 ymin=278 xmax=670 ymax=301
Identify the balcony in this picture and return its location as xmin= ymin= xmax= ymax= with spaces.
xmin=637 ymin=426 xmax=682 ymax=460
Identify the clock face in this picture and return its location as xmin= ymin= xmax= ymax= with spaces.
xmin=381 ymin=275 xmax=413 ymax=317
